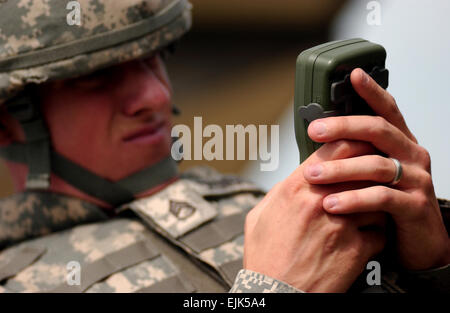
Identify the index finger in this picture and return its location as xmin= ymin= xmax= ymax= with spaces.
xmin=290 ymin=140 xmax=376 ymax=183
xmin=350 ymin=68 xmax=418 ymax=143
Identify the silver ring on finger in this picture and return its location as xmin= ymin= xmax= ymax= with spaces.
xmin=388 ymin=157 xmax=403 ymax=186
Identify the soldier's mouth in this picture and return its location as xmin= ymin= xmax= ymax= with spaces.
xmin=122 ymin=120 xmax=167 ymax=145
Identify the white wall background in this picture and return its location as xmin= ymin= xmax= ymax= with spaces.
xmin=243 ymin=0 xmax=450 ymax=199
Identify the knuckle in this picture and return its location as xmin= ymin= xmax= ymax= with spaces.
xmin=413 ymin=189 xmax=430 ymax=209
xmin=388 ymin=94 xmax=400 ymax=113
xmin=373 ymin=156 xmax=391 ymax=181
xmin=417 ymin=170 xmax=433 ymax=189
xmin=417 ymin=146 xmax=431 ymax=170
xmin=416 ymin=194 xmax=430 ymax=211
xmin=245 ymin=210 xmax=255 ymax=226
xmin=368 ymin=116 xmax=388 ymax=138
xmin=271 ymin=181 xmax=284 ymax=194
xmin=337 ymin=116 xmax=350 ymax=135
xmin=332 ymin=139 xmax=352 ymax=158
xmin=329 ymin=160 xmax=344 ymax=177
xmin=244 ymin=208 xmax=263 ymax=236
xmin=377 ymin=116 xmax=390 ymax=134
xmin=389 ymin=94 xmax=398 ymax=106
xmin=346 ymin=190 xmax=360 ymax=207
xmin=245 ymin=207 xmax=261 ymax=230
xmin=281 ymin=178 xmax=300 ymax=197
xmin=408 ymin=193 xmax=429 ymax=221
xmin=278 ymin=173 xmax=299 ymax=195
xmin=376 ymin=186 xmax=392 ymax=205
xmin=332 ymin=140 xmax=374 ymax=159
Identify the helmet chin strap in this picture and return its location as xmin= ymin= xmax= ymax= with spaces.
xmin=4 ymin=92 xmax=51 ymax=189
xmin=0 ymin=92 xmax=179 ymax=207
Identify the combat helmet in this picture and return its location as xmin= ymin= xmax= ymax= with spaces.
xmin=0 ymin=0 xmax=192 ymax=206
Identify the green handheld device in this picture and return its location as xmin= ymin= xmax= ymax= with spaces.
xmin=294 ymin=38 xmax=389 ymax=163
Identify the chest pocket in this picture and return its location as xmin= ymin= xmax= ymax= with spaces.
xmin=122 ymin=169 xmax=265 ymax=287
xmin=0 ymin=219 xmax=195 ymax=293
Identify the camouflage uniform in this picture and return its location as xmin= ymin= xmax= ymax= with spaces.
xmin=1 ymin=166 xmax=449 ymax=293
xmin=1 ymin=0 xmax=450 ymax=293
xmin=0 ymin=166 xmax=269 ymax=293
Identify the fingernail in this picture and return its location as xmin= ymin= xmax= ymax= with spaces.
xmin=307 ymin=164 xmax=322 ymax=177
xmin=311 ymin=122 xmax=327 ymax=136
xmin=360 ymin=70 xmax=369 ymax=85
xmin=324 ymin=196 xmax=338 ymax=210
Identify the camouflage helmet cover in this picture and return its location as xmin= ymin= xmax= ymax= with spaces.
xmin=0 ymin=0 xmax=192 ymax=104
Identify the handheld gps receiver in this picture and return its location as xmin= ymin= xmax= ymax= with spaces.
xmin=294 ymin=38 xmax=389 ymax=163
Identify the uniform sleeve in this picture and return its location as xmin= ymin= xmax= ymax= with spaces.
xmin=398 ymin=263 xmax=450 ymax=293
xmin=397 ymin=198 xmax=450 ymax=292
xmin=229 ymin=269 xmax=304 ymax=293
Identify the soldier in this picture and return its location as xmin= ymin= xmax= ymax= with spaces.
xmin=0 ymin=0 xmax=449 ymax=293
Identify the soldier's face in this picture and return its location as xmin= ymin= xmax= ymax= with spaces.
xmin=39 ymin=54 xmax=174 ymax=181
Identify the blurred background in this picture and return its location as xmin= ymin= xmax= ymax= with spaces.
xmin=1 ymin=0 xmax=449 ymax=199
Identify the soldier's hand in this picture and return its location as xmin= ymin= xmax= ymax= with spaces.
xmin=304 ymin=68 xmax=450 ymax=270
xmin=244 ymin=140 xmax=387 ymax=292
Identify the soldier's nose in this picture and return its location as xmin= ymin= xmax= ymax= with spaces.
xmin=118 ymin=60 xmax=171 ymax=117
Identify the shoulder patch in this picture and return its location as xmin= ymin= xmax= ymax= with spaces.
xmin=122 ymin=167 xmax=266 ymax=287
xmin=127 ymin=179 xmax=218 ymax=238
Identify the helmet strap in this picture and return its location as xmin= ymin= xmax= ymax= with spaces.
xmin=0 ymin=92 xmax=179 ymax=206
xmin=0 ymin=141 xmax=178 ymax=207
xmin=4 ymin=91 xmax=51 ymax=189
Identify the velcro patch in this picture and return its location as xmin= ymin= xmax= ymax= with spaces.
xmin=126 ymin=180 xmax=218 ymax=238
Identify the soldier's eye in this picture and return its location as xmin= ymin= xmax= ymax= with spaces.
xmin=72 ymin=71 xmax=110 ymax=91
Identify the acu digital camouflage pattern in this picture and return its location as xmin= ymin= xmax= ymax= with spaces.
xmin=122 ymin=166 xmax=266 ymax=286
xmin=230 ymin=269 xmax=302 ymax=293
xmin=0 ymin=191 xmax=107 ymax=249
xmin=0 ymin=218 xmax=193 ymax=292
xmin=0 ymin=166 xmax=266 ymax=292
xmin=124 ymin=167 xmax=264 ymax=239
xmin=0 ymin=0 xmax=192 ymax=104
